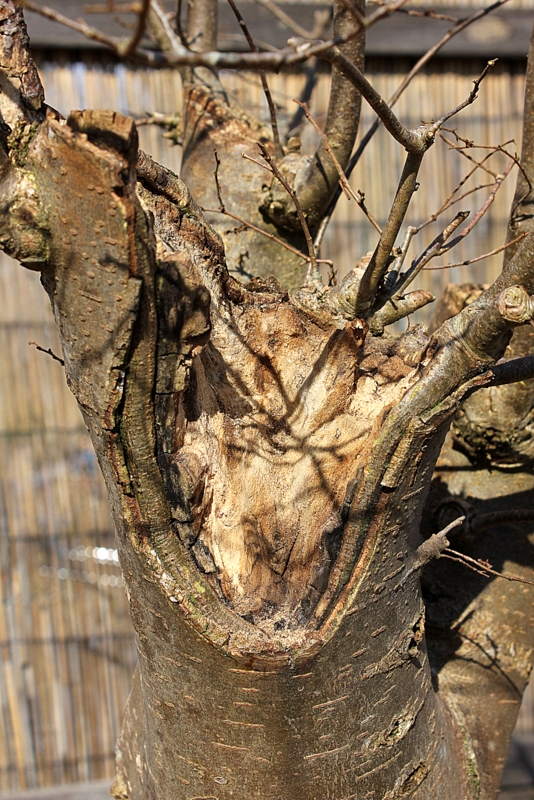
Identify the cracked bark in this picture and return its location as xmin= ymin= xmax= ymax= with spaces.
xmin=2 ymin=3 xmax=534 ymax=799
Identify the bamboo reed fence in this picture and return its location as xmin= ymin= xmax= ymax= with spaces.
xmin=0 ymin=49 xmax=533 ymax=792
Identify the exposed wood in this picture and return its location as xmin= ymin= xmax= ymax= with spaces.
xmin=3 ymin=2 xmax=534 ymax=799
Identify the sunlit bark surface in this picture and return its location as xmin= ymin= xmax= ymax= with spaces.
xmin=2 ymin=2 xmax=534 ymax=799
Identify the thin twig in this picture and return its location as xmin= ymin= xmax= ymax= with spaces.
xmin=204 ymin=207 xmax=333 ymax=266
xmin=28 ymin=341 xmax=65 ymax=366
xmin=253 ymin=143 xmax=318 ymax=272
xmin=396 ymin=8 xmax=459 ymax=22
xmin=436 ymin=160 xmax=515 ymax=252
xmin=225 ymin=0 xmax=283 ymax=158
xmin=293 ymin=96 xmax=384 ymax=236
xmin=427 ymin=60 xmax=497 ymax=134
xmin=84 ymin=2 xmax=138 ymax=11
xmin=355 ymin=150 xmax=424 ymax=314
xmin=286 ymin=61 xmax=321 ymax=138
xmin=391 ymin=226 xmax=416 ymax=273
xmin=416 ymin=179 xmax=494 ymax=233
xmin=294 ymin=99 xmax=351 ymax=199
xmin=395 ymin=162 xmax=513 ymax=292
xmin=135 ymin=112 xmax=181 ymax=127
xmin=285 ymin=10 xmax=331 ymax=137
xmin=441 ymin=128 xmax=515 ymax=154
xmin=439 ymin=133 xmax=500 ymax=180
xmin=356 ymin=62 xmax=496 ymax=314
xmin=253 ymin=0 xmax=318 ymax=39
xmin=321 ymin=47 xmax=426 ymax=154
xmin=213 ymin=148 xmax=225 ymax=212
xmin=393 ymin=211 xmax=469 ymax=298
xmin=416 ymin=135 xmax=522 ymax=233
xmin=424 ymin=234 xmax=527 ymax=270
xmin=397 ymin=517 xmax=465 ymax=585
xmin=175 ymin=0 xmax=188 ymax=47
xmin=316 ymin=0 xmax=511 ymax=240
xmin=121 ymin=0 xmax=151 ymax=55
xmin=354 ymin=191 xmax=382 ymax=235
xmin=440 ymin=130 xmax=530 ymax=221
xmin=295 ymin=97 xmax=383 ymax=231
xmin=210 ymin=150 xmax=331 ymax=265
xmin=295 ymin=98 xmax=387 ymax=233
xmin=18 ymin=0 xmax=410 ymax=69
xmin=442 ymin=548 xmax=534 ymax=587
xmin=149 ymin=0 xmax=185 ymax=56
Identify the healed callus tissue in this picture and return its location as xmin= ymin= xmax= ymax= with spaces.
xmin=3 ymin=0 xmax=534 ymax=798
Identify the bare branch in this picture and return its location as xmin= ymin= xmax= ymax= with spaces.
xmin=355 ymin=151 xmax=424 ymax=315
xmin=294 ymin=0 xmax=365 ymax=226
xmin=148 ymin=0 xmax=186 ymax=56
xmin=84 ymin=2 xmax=138 ymax=10
xmin=324 ymin=34 xmax=497 ymax=312
xmin=354 ymin=191 xmax=382 ymax=235
xmin=428 ymin=61 xmax=497 ymax=133
xmin=19 ymin=0 xmax=171 ymax=59
xmin=322 ymin=47 xmax=426 ymax=154
xmin=28 ymin=341 xmax=65 ymax=366
xmin=439 ymin=132 xmax=500 ymax=180
xmin=411 ymin=516 xmax=465 ymax=571
xmin=489 ymin=355 xmax=534 ymax=387
xmin=136 ymin=148 xmax=192 ymax=207
xmin=187 ymin=0 xmax=218 ymax=51
xmin=226 ymin=0 xmax=282 ymax=158
xmin=435 ymin=161 xmax=514 ymax=252
xmin=317 ymin=0 xmax=511 ymax=235
xmin=380 ymin=159 xmax=514 ymax=310
xmin=390 ymin=226 xmax=416 ymax=274
xmin=285 ymin=12 xmax=331 ymax=137
xmin=442 ymin=548 xmax=534 ymax=587
xmin=213 ymin=147 xmax=225 ymax=211
xmin=295 ymin=100 xmax=351 ymax=198
xmin=424 ymin=234 xmax=527 ymax=271
xmin=294 ymin=99 xmax=382 ymax=236
xmin=416 ymin=179 xmax=494 ymax=233
xmin=451 ymin=278 xmax=534 ymax=364
xmin=19 ymin=0 xmax=410 ymax=69
xmin=368 ymin=290 xmax=435 ymax=335
xmin=85 ymin=0 xmax=152 ymax=52
xmin=392 ymin=7 xmax=460 ymax=22
xmin=210 ymin=146 xmax=324 ymax=265
xmin=252 ymin=0 xmax=322 ymax=39
xmin=393 ymin=211 xmax=470 ymax=298
xmin=205 ymin=207 xmax=333 ymax=266
xmin=121 ymin=0 xmax=151 ymax=56
xmin=255 ymin=144 xmax=318 ymax=272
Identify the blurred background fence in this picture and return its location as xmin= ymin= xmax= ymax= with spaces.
xmin=1 ymin=0 xmax=534 ymax=792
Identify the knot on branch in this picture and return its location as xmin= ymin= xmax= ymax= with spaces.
xmin=496 ymin=285 xmax=534 ymax=325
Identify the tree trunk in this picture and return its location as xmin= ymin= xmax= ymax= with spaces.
xmin=2 ymin=3 xmax=534 ymax=799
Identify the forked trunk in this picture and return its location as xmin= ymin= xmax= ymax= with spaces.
xmin=2 ymin=3 xmax=534 ymax=798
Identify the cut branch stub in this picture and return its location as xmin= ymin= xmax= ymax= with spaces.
xmin=497 ymin=284 xmax=534 ymax=324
